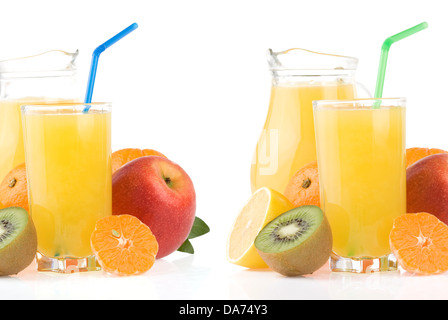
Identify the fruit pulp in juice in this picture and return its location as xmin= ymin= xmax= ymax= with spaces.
xmin=314 ymin=106 xmax=406 ymax=258
xmin=23 ymin=110 xmax=111 ymax=258
xmin=250 ymin=83 xmax=356 ymax=194
xmin=0 ymin=98 xmax=77 ymax=184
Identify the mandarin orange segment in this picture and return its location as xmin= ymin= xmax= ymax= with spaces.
xmin=284 ymin=161 xmax=320 ymax=208
xmin=406 ymin=147 xmax=448 ymax=168
xmin=112 ymin=148 xmax=167 ymax=174
xmin=390 ymin=212 xmax=448 ymax=275
xmin=0 ymin=163 xmax=28 ymax=212
xmin=91 ymin=214 xmax=159 ymax=276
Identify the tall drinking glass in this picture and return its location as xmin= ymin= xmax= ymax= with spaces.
xmin=22 ymin=103 xmax=112 ymax=273
xmin=313 ymin=98 xmax=406 ymax=273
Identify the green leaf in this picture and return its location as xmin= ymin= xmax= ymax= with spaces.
xmin=177 ymin=239 xmax=194 ymax=254
xmin=177 ymin=217 xmax=210 ymax=254
xmin=187 ymin=216 xmax=210 ymax=239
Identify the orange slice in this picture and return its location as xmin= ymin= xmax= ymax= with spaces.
xmin=91 ymin=215 xmax=159 ymax=276
xmin=390 ymin=213 xmax=448 ymax=275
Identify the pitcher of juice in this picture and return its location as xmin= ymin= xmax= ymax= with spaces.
xmin=0 ymin=50 xmax=79 ymax=190
xmin=250 ymin=48 xmax=367 ymax=194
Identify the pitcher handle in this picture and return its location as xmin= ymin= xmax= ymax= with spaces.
xmin=356 ymin=81 xmax=372 ymax=99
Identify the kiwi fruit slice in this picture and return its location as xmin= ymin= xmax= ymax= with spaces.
xmin=0 ymin=207 xmax=37 ymax=276
xmin=254 ymin=205 xmax=332 ymax=276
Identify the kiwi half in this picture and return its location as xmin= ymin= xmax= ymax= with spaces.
xmin=254 ymin=205 xmax=332 ymax=276
xmin=0 ymin=207 xmax=37 ymax=276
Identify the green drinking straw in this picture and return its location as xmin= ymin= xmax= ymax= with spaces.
xmin=373 ymin=22 xmax=428 ymax=108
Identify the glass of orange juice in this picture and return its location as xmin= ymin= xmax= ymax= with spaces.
xmin=21 ymin=103 xmax=112 ymax=273
xmin=313 ymin=98 xmax=406 ymax=273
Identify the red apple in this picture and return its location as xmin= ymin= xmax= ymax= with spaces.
xmin=407 ymin=153 xmax=448 ymax=225
xmin=112 ymin=156 xmax=196 ymax=258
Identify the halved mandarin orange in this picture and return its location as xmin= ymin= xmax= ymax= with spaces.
xmin=390 ymin=213 xmax=448 ymax=275
xmin=406 ymin=147 xmax=448 ymax=168
xmin=91 ymin=215 xmax=159 ymax=276
xmin=112 ymin=148 xmax=167 ymax=174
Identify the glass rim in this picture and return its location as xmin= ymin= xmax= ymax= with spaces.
xmin=313 ymin=97 xmax=406 ymax=109
xmin=21 ymin=102 xmax=112 ymax=114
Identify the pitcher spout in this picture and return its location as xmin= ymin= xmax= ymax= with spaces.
xmin=267 ymin=48 xmax=358 ymax=74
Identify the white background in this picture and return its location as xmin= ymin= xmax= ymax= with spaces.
xmin=2 ymin=0 xmax=448 ymax=300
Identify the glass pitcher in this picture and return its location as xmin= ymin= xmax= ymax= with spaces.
xmin=0 ymin=50 xmax=79 ymax=187
xmin=250 ymin=48 xmax=366 ymax=194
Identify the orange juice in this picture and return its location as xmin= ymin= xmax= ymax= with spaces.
xmin=22 ymin=104 xmax=111 ymax=260
xmin=314 ymin=100 xmax=406 ymax=259
xmin=0 ymin=98 xmax=77 ymax=183
xmin=251 ymin=83 xmax=356 ymax=194
xmin=0 ymin=99 xmax=28 ymax=183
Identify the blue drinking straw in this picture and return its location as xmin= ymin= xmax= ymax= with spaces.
xmin=83 ymin=23 xmax=139 ymax=112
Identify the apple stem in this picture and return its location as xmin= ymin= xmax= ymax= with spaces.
xmin=164 ymin=176 xmax=173 ymax=188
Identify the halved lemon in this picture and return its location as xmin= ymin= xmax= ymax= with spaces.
xmin=226 ymin=187 xmax=294 ymax=268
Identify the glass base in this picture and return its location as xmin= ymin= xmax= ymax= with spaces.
xmin=36 ymin=252 xmax=101 ymax=273
xmin=330 ymin=252 xmax=398 ymax=273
